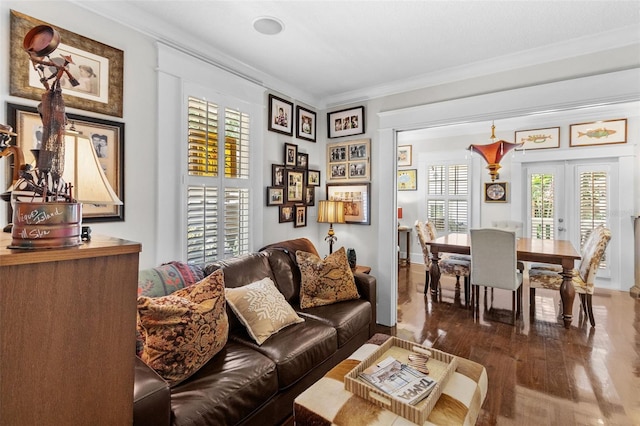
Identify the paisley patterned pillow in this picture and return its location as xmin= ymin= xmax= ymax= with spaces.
xmin=296 ymin=247 xmax=360 ymax=309
xmin=137 ymin=269 xmax=228 ymax=386
xmin=225 ymin=277 xmax=304 ymax=345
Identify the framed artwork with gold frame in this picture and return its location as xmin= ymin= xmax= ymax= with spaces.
xmin=10 ymin=10 xmax=124 ymax=117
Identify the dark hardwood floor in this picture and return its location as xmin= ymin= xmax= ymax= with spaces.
xmin=396 ymin=264 xmax=640 ymax=425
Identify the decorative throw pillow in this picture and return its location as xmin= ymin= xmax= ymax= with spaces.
xmin=137 ymin=269 xmax=228 ymax=386
xmin=225 ymin=277 xmax=304 ymax=345
xmin=296 ymin=247 xmax=360 ymax=309
xmin=137 ymin=261 xmax=204 ymax=298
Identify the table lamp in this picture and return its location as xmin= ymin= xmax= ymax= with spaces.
xmin=317 ymin=200 xmax=345 ymax=254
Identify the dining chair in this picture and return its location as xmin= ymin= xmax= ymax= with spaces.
xmin=414 ymin=220 xmax=471 ymax=302
xmin=528 ymin=225 xmax=611 ymax=327
xmin=470 ymin=228 xmax=523 ymax=323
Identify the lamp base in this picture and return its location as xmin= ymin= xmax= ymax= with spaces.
xmin=9 ymin=201 xmax=82 ymax=249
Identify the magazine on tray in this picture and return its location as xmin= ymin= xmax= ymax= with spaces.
xmin=358 ymin=356 xmax=437 ymax=405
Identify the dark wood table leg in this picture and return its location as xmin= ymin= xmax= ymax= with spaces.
xmin=560 ymin=259 xmax=575 ymax=328
xmin=429 ymin=249 xmax=441 ymax=297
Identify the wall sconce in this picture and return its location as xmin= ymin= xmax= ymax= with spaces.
xmin=317 ymin=200 xmax=345 ymax=254
xmin=468 ymin=123 xmax=522 ymax=181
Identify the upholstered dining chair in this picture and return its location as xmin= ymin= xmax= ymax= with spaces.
xmin=470 ymin=228 xmax=523 ymax=323
xmin=415 ymin=220 xmax=471 ymax=302
xmin=528 ymin=225 xmax=611 ymax=327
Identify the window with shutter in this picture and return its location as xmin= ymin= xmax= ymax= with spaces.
xmin=579 ymin=170 xmax=608 ymax=267
xmin=186 ymin=96 xmax=251 ymax=264
xmin=427 ymin=164 xmax=468 ymax=234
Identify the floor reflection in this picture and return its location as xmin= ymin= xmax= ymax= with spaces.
xmin=396 ymin=263 xmax=640 ymax=425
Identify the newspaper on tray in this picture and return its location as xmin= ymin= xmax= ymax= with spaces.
xmin=358 ymin=356 xmax=437 ymax=405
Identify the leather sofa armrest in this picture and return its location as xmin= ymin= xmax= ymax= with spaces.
xmin=354 ymin=273 xmax=377 ymax=337
xmin=134 ymin=356 xmax=171 ymax=426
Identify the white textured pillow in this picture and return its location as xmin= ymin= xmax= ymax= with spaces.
xmin=225 ymin=277 xmax=304 ymax=345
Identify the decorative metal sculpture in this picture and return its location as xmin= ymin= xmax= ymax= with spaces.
xmin=22 ymin=24 xmax=79 ymax=203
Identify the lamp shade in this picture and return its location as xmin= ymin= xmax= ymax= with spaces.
xmin=63 ymin=132 xmax=122 ymax=205
xmin=468 ymin=140 xmax=521 ymax=165
xmin=317 ymin=200 xmax=345 ymax=224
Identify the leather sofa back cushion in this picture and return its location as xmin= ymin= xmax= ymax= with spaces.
xmin=225 ymin=277 xmax=304 ymax=345
xmin=296 ymin=247 xmax=360 ymax=309
xmin=137 ymin=269 xmax=229 ymax=386
xmin=203 ymin=253 xmax=275 ymax=289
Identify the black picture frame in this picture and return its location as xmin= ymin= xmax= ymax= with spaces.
xmin=272 ymin=164 xmax=286 ymax=187
xmin=294 ymin=205 xmax=307 ymax=228
xmin=484 ymin=182 xmax=508 ymax=203
xmin=266 ymin=187 xmax=284 ymax=206
xmin=284 ymin=143 xmax=297 ymax=167
xmin=7 ymin=103 xmax=125 ymax=222
xmin=307 ymin=169 xmax=320 ymax=186
xmin=296 ymin=152 xmax=309 ymax=169
xmin=285 ymin=169 xmax=305 ymax=203
xmin=305 ymin=186 xmax=315 ymax=206
xmin=295 ymin=105 xmax=316 ymax=142
xmin=326 ymin=183 xmax=371 ymax=225
xmin=279 ymin=205 xmax=294 ymax=223
xmin=327 ymin=106 xmax=365 ymax=139
xmin=268 ymin=94 xmax=293 ymax=136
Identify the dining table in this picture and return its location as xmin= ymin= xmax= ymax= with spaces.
xmin=426 ymin=233 xmax=581 ymax=328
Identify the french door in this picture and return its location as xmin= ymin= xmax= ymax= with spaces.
xmin=524 ymin=160 xmax=614 ymax=280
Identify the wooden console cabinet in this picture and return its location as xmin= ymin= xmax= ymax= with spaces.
xmin=0 ymin=234 xmax=141 ymax=425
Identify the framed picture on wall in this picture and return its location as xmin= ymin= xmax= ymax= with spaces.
xmin=569 ymin=118 xmax=627 ymax=147
xmin=268 ymin=94 xmax=293 ymax=136
xmin=266 ymin=187 xmax=284 ymax=206
xmin=285 ymin=169 xmax=305 ymax=203
xmin=326 ymin=183 xmax=371 ymax=225
xmin=514 ymin=127 xmax=560 ymax=150
xmin=294 ymin=205 xmax=307 ymax=227
xmin=10 ymin=11 xmax=124 ymax=117
xmin=8 ymin=103 xmax=125 ymax=222
xmin=484 ymin=182 xmax=507 ymax=203
xmin=284 ymin=143 xmax=297 ymax=167
xmin=326 ymin=139 xmax=370 ymax=182
xmin=272 ymin=164 xmax=286 ymax=187
xmin=397 ymin=145 xmax=412 ymax=166
xmin=327 ymin=106 xmax=365 ymax=138
xmin=398 ymin=169 xmax=417 ymax=191
xmin=307 ymin=169 xmax=320 ymax=186
xmin=279 ymin=205 xmax=294 ymax=223
xmin=296 ymin=105 xmax=316 ymax=142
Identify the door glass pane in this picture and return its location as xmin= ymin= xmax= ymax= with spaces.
xmin=579 ymin=170 xmax=608 ymax=267
xmin=530 ymin=173 xmax=554 ymax=239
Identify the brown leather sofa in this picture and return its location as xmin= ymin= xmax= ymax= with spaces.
xmin=133 ymin=238 xmax=377 ymax=426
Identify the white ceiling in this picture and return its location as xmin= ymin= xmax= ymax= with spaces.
xmin=78 ymin=1 xmax=640 ymax=108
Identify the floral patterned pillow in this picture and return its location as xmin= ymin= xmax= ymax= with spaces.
xmin=296 ymin=247 xmax=360 ymax=309
xmin=137 ymin=269 xmax=228 ymax=386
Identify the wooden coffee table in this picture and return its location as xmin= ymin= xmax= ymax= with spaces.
xmin=294 ymin=334 xmax=487 ymax=425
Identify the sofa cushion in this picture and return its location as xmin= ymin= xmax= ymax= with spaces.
xmin=225 ymin=277 xmax=304 ymax=345
xmin=137 ymin=270 xmax=229 ymax=386
xmin=170 ymin=341 xmax=278 ymax=426
xmin=297 ymin=299 xmax=372 ymax=347
xmin=230 ymin=317 xmax=338 ymax=389
xmin=260 ymin=238 xmax=320 ymax=302
xmin=138 ymin=261 xmax=204 ymax=297
xmin=296 ymin=247 xmax=360 ymax=309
